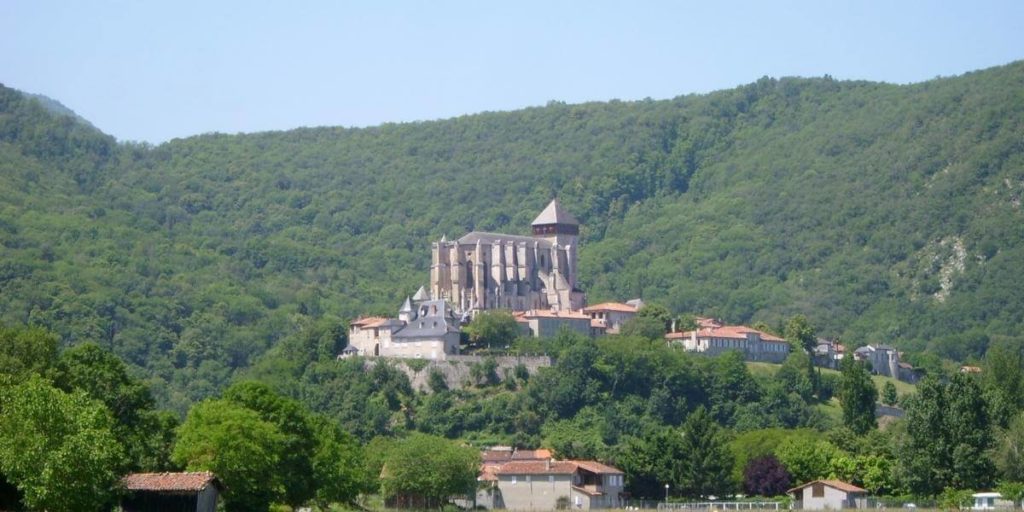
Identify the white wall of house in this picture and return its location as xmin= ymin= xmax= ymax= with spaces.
xmin=496 ymin=474 xmax=573 ymax=511
xmin=796 ymin=484 xmax=860 ymax=510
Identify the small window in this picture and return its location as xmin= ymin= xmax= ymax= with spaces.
xmin=511 ymin=476 xmax=517 ymax=484
xmin=812 ymin=483 xmax=824 ymax=498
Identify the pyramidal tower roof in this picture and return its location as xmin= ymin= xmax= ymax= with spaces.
xmin=412 ymin=286 xmax=429 ymax=302
xmin=531 ymin=199 xmax=579 ymax=226
xmin=399 ymin=296 xmax=413 ymax=313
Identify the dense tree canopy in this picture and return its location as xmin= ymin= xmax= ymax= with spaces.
xmin=3 ymin=63 xmax=1024 ymax=412
xmin=0 ymin=376 xmax=124 ymax=512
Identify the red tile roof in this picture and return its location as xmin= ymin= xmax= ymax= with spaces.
xmin=482 ymin=449 xmax=514 ymax=463
xmin=695 ymin=317 xmax=723 ymax=329
xmin=351 ymin=316 xmax=390 ymax=328
xmin=666 ymin=325 xmax=787 ymax=343
xmin=511 ymin=448 xmax=553 ymax=460
xmin=583 ymin=302 xmax=638 ymax=313
xmin=496 ymin=461 xmax=578 ymax=475
xmin=572 ymin=460 xmax=624 ymax=474
xmin=788 ymin=479 xmax=866 ymax=494
xmin=123 ymin=472 xmax=221 ymax=493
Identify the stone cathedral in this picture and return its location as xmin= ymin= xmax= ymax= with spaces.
xmin=430 ymin=199 xmax=586 ymax=314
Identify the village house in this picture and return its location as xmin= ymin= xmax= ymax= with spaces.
xmin=788 ymin=480 xmax=868 ymax=510
xmin=665 ymin=324 xmax=790 ymax=363
xmin=514 ymin=309 xmax=592 ymax=338
xmin=852 ymin=344 xmax=900 ymax=378
xmin=121 ymin=472 xmax=222 ymax=512
xmin=813 ymin=338 xmax=846 ymax=370
xmin=491 ymin=460 xmax=624 ymax=510
xmin=346 ymin=290 xmax=461 ymax=360
xmin=583 ymin=301 xmax=641 ymax=335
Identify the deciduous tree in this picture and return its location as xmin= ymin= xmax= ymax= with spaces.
xmin=0 ymin=376 xmax=124 ymax=512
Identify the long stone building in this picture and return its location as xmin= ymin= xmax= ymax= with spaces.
xmin=430 ymin=199 xmax=585 ymax=314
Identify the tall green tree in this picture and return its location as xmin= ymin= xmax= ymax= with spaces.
xmin=0 ymin=376 xmax=125 ymax=512
xmin=463 ymin=311 xmax=522 ymax=349
xmin=881 ymin=381 xmax=898 ymax=406
xmin=0 ymin=325 xmax=58 ymax=380
xmin=172 ymin=399 xmax=287 ymax=512
xmin=222 ymin=381 xmax=317 ymax=508
xmin=309 ymin=415 xmax=370 ymax=508
xmin=675 ymin=407 xmax=734 ymax=498
xmin=784 ymin=315 xmax=816 ymax=355
xmin=379 ymin=433 xmax=480 ymax=508
xmin=984 ymin=336 xmax=1024 ymax=413
xmin=837 ymin=356 xmax=877 ymax=435
xmin=54 ymin=342 xmax=175 ymax=471
xmin=899 ymin=377 xmax=951 ymax=496
xmin=636 ymin=304 xmax=673 ymax=333
xmin=946 ymin=373 xmax=994 ymax=489
xmin=897 ymin=375 xmax=993 ymax=494
xmin=994 ymin=412 xmax=1024 ymax=481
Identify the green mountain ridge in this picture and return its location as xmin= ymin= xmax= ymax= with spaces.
xmin=0 ymin=61 xmax=1022 ymax=410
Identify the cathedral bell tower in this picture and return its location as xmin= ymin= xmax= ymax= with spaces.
xmin=531 ymin=199 xmax=581 ymax=293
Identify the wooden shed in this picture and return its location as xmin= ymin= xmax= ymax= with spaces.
xmin=121 ymin=472 xmax=222 ymax=512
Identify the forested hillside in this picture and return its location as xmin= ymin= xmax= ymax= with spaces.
xmin=1 ymin=61 xmax=1022 ymax=410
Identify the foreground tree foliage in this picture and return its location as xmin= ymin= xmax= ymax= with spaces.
xmin=0 ymin=376 xmax=124 ymax=512
xmin=172 ymin=399 xmax=287 ymax=512
xmin=899 ymin=374 xmax=994 ymax=495
xmin=379 ymin=433 xmax=480 ymax=508
xmin=837 ymin=357 xmax=878 ymax=435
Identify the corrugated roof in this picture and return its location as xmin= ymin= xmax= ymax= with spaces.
xmin=123 ymin=472 xmax=220 ymax=492
xmin=531 ymin=199 xmax=579 ymax=226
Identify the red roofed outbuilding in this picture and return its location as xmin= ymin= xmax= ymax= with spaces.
xmin=121 ymin=472 xmax=222 ymax=512
xmin=788 ymin=479 xmax=868 ymax=509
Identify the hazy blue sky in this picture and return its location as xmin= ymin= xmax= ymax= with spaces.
xmin=2 ymin=1 xmax=1021 ymax=143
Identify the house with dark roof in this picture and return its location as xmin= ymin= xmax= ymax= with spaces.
xmin=347 ymin=294 xmax=461 ymax=360
xmin=121 ymin=472 xmax=222 ymax=512
xmin=788 ymin=480 xmax=868 ymax=510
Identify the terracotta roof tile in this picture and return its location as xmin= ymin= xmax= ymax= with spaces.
xmin=788 ymin=479 xmax=866 ymax=494
xmin=666 ymin=325 xmax=787 ymax=343
xmin=123 ymin=472 xmax=220 ymax=492
xmin=496 ymin=461 xmax=578 ymax=475
xmin=572 ymin=460 xmax=623 ymax=474
xmin=351 ymin=316 xmax=390 ymax=328
xmin=511 ymin=448 xmax=553 ymax=460
xmin=583 ymin=302 xmax=638 ymax=313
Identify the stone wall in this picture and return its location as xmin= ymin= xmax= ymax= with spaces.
xmin=366 ymin=355 xmax=552 ymax=392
